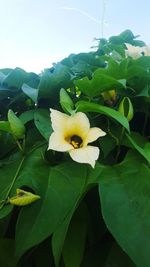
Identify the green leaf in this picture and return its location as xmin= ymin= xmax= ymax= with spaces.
xmin=143 ymin=143 xmax=150 ymax=161
xmin=76 ymin=101 xmax=130 ymax=132
xmin=34 ymin=109 xmax=52 ymax=140
xmin=2 ymin=68 xmax=34 ymax=90
xmin=126 ymin=133 xmax=150 ymax=164
xmin=104 ymin=243 xmax=136 ymax=267
xmin=32 ymin=238 xmax=53 ymax=267
xmin=0 ymin=88 xmax=12 ymax=101
xmin=19 ymin=110 xmax=35 ymax=124
xmin=62 ymin=203 xmax=88 ymax=267
xmin=22 ymin=83 xmax=38 ymax=103
xmin=0 ymin=147 xmax=45 ymax=219
xmin=99 ymin=151 xmax=150 ymax=267
xmin=0 ymin=132 xmax=15 ymax=160
xmin=38 ymin=64 xmax=71 ymax=102
xmin=0 ymin=239 xmax=16 ymax=267
xmin=0 ymin=121 xmax=11 ymax=133
xmin=0 ymin=156 xmax=22 ymax=219
xmin=119 ymin=29 xmax=135 ymax=43
xmin=0 ymin=71 xmax=7 ymax=84
xmin=51 ymin=164 xmax=104 ymax=267
xmin=15 ymin=161 xmax=86 ymax=260
xmin=16 ymin=160 xmax=103 ymax=262
xmin=74 ymin=68 xmax=125 ymax=97
xmin=136 ymin=56 xmax=150 ymax=68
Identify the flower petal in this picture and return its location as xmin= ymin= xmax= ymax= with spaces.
xmin=85 ymin=127 xmax=106 ymax=144
xmin=142 ymin=45 xmax=150 ymax=56
xmin=50 ymin=108 xmax=69 ymax=132
xmin=125 ymin=43 xmax=143 ymax=59
xmin=69 ymin=145 xmax=99 ymax=168
xmin=48 ymin=132 xmax=72 ymax=152
xmin=66 ymin=112 xmax=90 ymax=138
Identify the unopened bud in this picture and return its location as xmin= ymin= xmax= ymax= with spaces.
xmin=118 ymin=97 xmax=134 ymax=121
xmin=8 ymin=109 xmax=25 ymax=139
xmin=9 ymin=189 xmax=40 ymax=206
xmin=60 ymin=88 xmax=74 ymax=114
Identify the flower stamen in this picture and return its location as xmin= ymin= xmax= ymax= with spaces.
xmin=70 ymin=135 xmax=83 ymax=149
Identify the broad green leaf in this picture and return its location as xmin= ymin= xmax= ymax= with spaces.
xmin=74 ymin=68 xmax=125 ymax=97
xmin=34 ymin=109 xmax=52 ymax=140
xmin=2 ymin=68 xmax=29 ymax=90
xmin=119 ymin=29 xmax=135 ymax=43
xmin=38 ymin=63 xmax=71 ymax=102
xmin=0 ymin=121 xmax=11 ymax=133
xmin=126 ymin=133 xmax=150 ymax=164
xmin=143 ymin=143 xmax=150 ymax=161
xmin=19 ymin=110 xmax=35 ymax=124
xmin=32 ymin=238 xmax=53 ymax=267
xmin=136 ymin=56 xmax=150 ymax=68
xmin=76 ymin=100 xmax=130 ymax=132
xmin=15 ymin=161 xmax=86 ymax=260
xmin=109 ymin=30 xmax=135 ymax=45
xmin=0 ymin=147 xmax=45 ymax=219
xmin=22 ymin=83 xmax=38 ymax=103
xmin=0 ymin=239 xmax=16 ymax=267
xmin=0 ymin=71 xmax=7 ymax=84
xmin=51 ymin=164 xmax=104 ymax=267
xmin=0 ymin=88 xmax=13 ymax=101
xmin=104 ymin=58 xmax=128 ymax=80
xmin=62 ymin=203 xmax=88 ymax=267
xmin=0 ymin=132 xmax=15 ymax=160
xmin=0 ymin=155 xmax=23 ymax=219
xmin=16 ymin=160 xmax=103 ymax=262
xmin=0 ymin=215 xmax=11 ymax=238
xmin=136 ymin=85 xmax=150 ymax=97
xmin=104 ymin=243 xmax=136 ymax=267
xmin=0 ymin=68 xmax=13 ymax=75
xmin=99 ymin=151 xmax=150 ymax=267
xmin=52 ymin=209 xmax=75 ymax=267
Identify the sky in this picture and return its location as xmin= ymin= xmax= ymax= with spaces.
xmin=0 ymin=0 xmax=149 ymax=73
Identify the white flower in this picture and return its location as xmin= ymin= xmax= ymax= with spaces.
xmin=48 ymin=109 xmax=106 ymax=168
xmin=125 ymin=43 xmax=150 ymax=59
xmin=125 ymin=43 xmax=144 ymax=59
xmin=142 ymin=45 xmax=150 ymax=56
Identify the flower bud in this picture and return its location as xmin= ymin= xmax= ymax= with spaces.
xmin=8 ymin=109 xmax=25 ymax=139
xmin=102 ymin=90 xmax=116 ymax=106
xmin=9 ymin=189 xmax=40 ymax=206
xmin=60 ymin=88 xmax=74 ymax=114
xmin=118 ymin=97 xmax=134 ymax=121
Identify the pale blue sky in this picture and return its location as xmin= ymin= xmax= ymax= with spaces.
xmin=0 ymin=0 xmax=149 ymax=73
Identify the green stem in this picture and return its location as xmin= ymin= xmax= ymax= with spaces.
xmin=0 ymin=156 xmax=25 ymax=209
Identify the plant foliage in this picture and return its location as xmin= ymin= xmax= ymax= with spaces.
xmin=0 ymin=29 xmax=150 ymax=267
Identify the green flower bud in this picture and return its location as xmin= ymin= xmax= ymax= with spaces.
xmin=60 ymin=88 xmax=74 ymax=114
xmin=8 ymin=109 xmax=25 ymax=139
xmin=9 ymin=189 xmax=40 ymax=206
xmin=118 ymin=97 xmax=134 ymax=121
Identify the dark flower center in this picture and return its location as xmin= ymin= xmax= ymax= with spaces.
xmin=70 ymin=135 xmax=83 ymax=149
